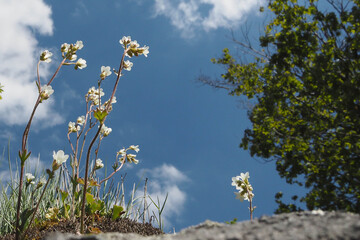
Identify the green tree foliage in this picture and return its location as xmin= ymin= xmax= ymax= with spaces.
xmin=209 ymin=0 xmax=360 ymax=212
xmin=0 ymin=83 xmax=3 ymax=100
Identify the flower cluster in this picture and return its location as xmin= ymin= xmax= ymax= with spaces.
xmin=77 ymin=116 xmax=85 ymax=125
xmin=231 ymin=172 xmax=254 ymax=202
xmin=67 ymin=116 xmax=86 ymax=133
xmin=61 ymin=40 xmax=87 ymax=69
xmin=117 ymin=145 xmax=140 ymax=164
xmin=38 ymin=41 xmax=87 ymax=105
xmin=85 ymin=86 xmax=105 ymax=106
xmin=40 ymin=50 xmax=53 ymax=63
xmin=95 ymin=158 xmax=104 ymax=170
xmin=119 ymin=36 xmax=149 ymax=59
xmin=100 ymin=124 xmax=112 ymax=137
xmin=68 ymin=121 xmax=80 ymax=133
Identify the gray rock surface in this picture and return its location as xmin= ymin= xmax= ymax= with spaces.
xmin=44 ymin=210 xmax=360 ymax=240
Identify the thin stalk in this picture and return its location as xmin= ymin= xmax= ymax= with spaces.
xmin=16 ymin=58 xmax=65 ymax=240
xmin=21 ymin=176 xmax=52 ymax=238
xmin=99 ymin=159 xmax=125 ymax=185
xmin=80 ymin=125 xmax=102 ymax=233
xmin=7 ymin=139 xmax=13 ymax=184
xmin=14 ymin=162 xmax=25 ymax=240
xmin=249 ymin=198 xmax=253 ymax=220
xmin=143 ymin=178 xmax=148 ymax=224
xmin=80 ymin=45 xmax=128 ymax=234
xmin=246 ymin=185 xmax=254 ymax=221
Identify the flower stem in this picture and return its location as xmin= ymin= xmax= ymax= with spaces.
xmin=16 ymin=58 xmax=65 ymax=240
xmin=79 ymin=47 xmax=127 ymax=234
xmin=80 ymin=124 xmax=102 ymax=233
xmin=14 ymin=164 xmax=24 ymax=240
xmin=21 ymin=176 xmax=52 ymax=238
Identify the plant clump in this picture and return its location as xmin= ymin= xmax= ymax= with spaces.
xmin=0 ymin=217 xmax=163 ymax=240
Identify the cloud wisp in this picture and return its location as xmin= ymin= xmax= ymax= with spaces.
xmin=137 ymin=164 xmax=189 ymax=230
xmin=153 ymin=0 xmax=265 ymax=38
xmin=0 ymin=0 xmax=63 ymax=128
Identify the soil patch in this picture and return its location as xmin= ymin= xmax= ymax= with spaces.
xmin=0 ymin=217 xmax=163 ymax=240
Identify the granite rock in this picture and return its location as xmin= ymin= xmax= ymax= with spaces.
xmin=44 ymin=210 xmax=360 ymax=240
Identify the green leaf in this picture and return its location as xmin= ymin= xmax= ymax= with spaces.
xmin=112 ymin=205 xmax=124 ymax=221
xmin=94 ymin=109 xmax=108 ymax=123
xmin=86 ymin=192 xmax=95 ymax=204
xmin=18 ymin=150 xmax=31 ymax=165
xmin=19 ymin=207 xmax=35 ymax=233
xmin=89 ymin=179 xmax=100 ymax=187
xmin=60 ymin=190 xmax=69 ymax=203
xmin=77 ymin=178 xmax=85 ymax=185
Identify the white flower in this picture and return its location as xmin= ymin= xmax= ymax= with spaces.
xmin=52 ymin=150 xmax=69 ymax=171
xmin=87 ymin=87 xmax=104 ymax=97
xmin=92 ymin=97 xmax=100 ymax=106
xmin=36 ymin=176 xmax=47 ymax=188
xmin=77 ymin=116 xmax=85 ymax=126
xmin=74 ymin=40 xmax=84 ymax=50
xmin=232 ymin=172 xmax=254 ymax=203
xmin=40 ymin=85 xmax=54 ymax=101
xmin=117 ymin=148 xmax=126 ymax=157
xmin=235 ymin=191 xmax=254 ymax=202
xmin=39 ymin=177 xmax=47 ymax=185
xmin=69 ymin=54 xmax=77 ymax=61
xmin=119 ymin=36 xmax=131 ymax=47
xmin=126 ymin=153 xmax=139 ymax=164
xmin=139 ymin=45 xmax=149 ymax=57
xmin=75 ymin=58 xmax=87 ymax=69
xmin=61 ymin=43 xmax=70 ymax=53
xmin=100 ymin=66 xmax=112 ymax=80
xmin=240 ymin=172 xmax=250 ymax=182
xmin=129 ymin=40 xmax=140 ymax=48
xmin=86 ymin=87 xmax=104 ymax=105
xmin=231 ymin=176 xmax=243 ymax=190
xmin=94 ymin=87 xmax=105 ymax=97
xmin=68 ymin=121 xmax=80 ymax=133
xmin=234 ymin=191 xmax=246 ymax=202
xmin=53 ymin=150 xmax=69 ymax=165
xmin=100 ymin=124 xmax=112 ymax=137
xmin=95 ymin=158 xmax=104 ymax=169
xmin=87 ymin=86 xmax=96 ymax=94
xmin=40 ymin=50 xmax=53 ymax=63
xmin=110 ymin=96 xmax=116 ymax=104
xmin=129 ymin=145 xmax=140 ymax=153
xmin=123 ymin=60 xmax=133 ymax=71
xmin=25 ymin=173 xmax=35 ymax=184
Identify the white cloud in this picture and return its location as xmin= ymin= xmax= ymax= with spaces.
xmin=153 ymin=0 xmax=265 ymax=38
xmin=137 ymin=164 xmax=189 ymax=229
xmin=0 ymin=0 xmax=63 ymax=127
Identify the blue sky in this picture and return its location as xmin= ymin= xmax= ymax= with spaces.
xmin=0 ymin=0 xmax=306 ymax=232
